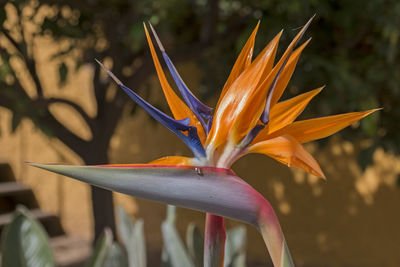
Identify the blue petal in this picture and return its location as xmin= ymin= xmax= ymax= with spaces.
xmin=148 ymin=24 xmax=213 ymax=130
xmin=96 ymin=60 xmax=206 ymax=159
xmin=239 ymin=124 xmax=265 ymax=149
xmin=177 ymin=117 xmax=191 ymax=126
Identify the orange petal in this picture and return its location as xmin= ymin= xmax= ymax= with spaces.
xmin=276 ymin=109 xmax=379 ymax=144
xmin=106 ymin=156 xmax=193 ymax=167
xmin=231 ymin=39 xmax=311 ymax=144
xmin=148 ymin=156 xmax=193 ymax=166
xmin=207 ymin=31 xmax=282 ymax=150
xmin=269 ymin=39 xmax=311 ymax=107
xmin=246 ymin=134 xmax=325 ymax=178
xmin=248 ymin=17 xmax=314 ymax=116
xmin=254 ymin=87 xmax=323 ymax=142
xmin=237 ymin=19 xmax=314 ymax=131
xmin=144 ymin=24 xmax=206 ymax=142
xmin=217 ymin=22 xmax=260 ymax=106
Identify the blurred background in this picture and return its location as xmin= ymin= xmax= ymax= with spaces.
xmin=0 ymin=0 xmax=399 ymax=266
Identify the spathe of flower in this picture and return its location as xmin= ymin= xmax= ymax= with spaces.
xmin=28 ymin=163 xmax=294 ymax=266
xmin=29 ymin=17 xmax=378 ymax=267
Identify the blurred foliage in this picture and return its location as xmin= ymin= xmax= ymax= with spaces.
xmin=1 ymin=206 xmax=55 ymax=267
xmin=0 ymin=0 xmax=398 ymax=169
xmin=2 ymin=205 xmax=247 ymax=267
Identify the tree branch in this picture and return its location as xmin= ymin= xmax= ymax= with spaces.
xmin=92 ymin=63 xmax=108 ymax=119
xmin=0 ymin=75 xmax=89 ymax=158
xmin=1 ymin=29 xmax=24 ymax=55
xmin=45 ymin=97 xmax=95 ymax=131
xmin=1 ymin=28 xmax=44 ymax=98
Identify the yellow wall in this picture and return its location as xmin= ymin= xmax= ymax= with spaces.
xmin=0 ymin=33 xmax=399 ymax=266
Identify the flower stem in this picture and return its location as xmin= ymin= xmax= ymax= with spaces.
xmin=204 ymin=213 xmax=226 ymax=267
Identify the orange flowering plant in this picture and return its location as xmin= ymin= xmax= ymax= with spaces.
xmin=30 ymin=17 xmax=376 ymax=267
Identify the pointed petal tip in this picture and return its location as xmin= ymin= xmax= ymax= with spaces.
xmin=298 ymin=38 xmax=312 ymax=50
xmin=26 ymin=162 xmax=63 ymax=173
xmin=298 ymin=86 xmax=324 ymax=101
xmin=363 ymin=108 xmax=381 ymax=117
xmin=306 ymin=14 xmax=316 ymax=26
xmin=25 ymin=161 xmax=40 ymax=168
xmin=95 ymin=59 xmax=123 ymax=86
xmin=254 ymin=20 xmax=261 ymax=32
xmin=148 ymin=23 xmax=165 ymax=52
xmin=316 ymin=168 xmax=326 ymax=180
xmin=308 ymin=162 xmax=326 ymax=180
xmin=26 ymin=162 xmax=60 ymax=168
xmin=356 ymin=108 xmax=381 ymax=120
xmin=293 ymin=16 xmax=314 ymax=41
xmin=276 ymin=31 xmax=284 ymax=44
xmin=314 ymin=85 xmax=325 ymax=94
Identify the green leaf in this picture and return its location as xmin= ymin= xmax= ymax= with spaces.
xmin=58 ymin=62 xmax=68 ymax=86
xmin=161 ymin=249 xmax=173 ymax=267
xmin=1 ymin=206 xmax=55 ymax=267
xmin=86 ymin=228 xmax=113 ymax=267
xmin=161 ymin=205 xmax=177 ymax=267
xmin=166 ymin=205 xmax=177 ymax=223
xmin=103 ymin=242 xmax=128 ymax=267
xmin=117 ymin=206 xmax=146 ymax=267
xmin=186 ymin=223 xmax=204 ymax=267
xmin=162 ymin=220 xmax=194 ymax=267
xmin=224 ymin=226 xmax=247 ymax=267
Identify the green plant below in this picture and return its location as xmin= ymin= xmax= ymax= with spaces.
xmin=1 ymin=206 xmax=247 ymax=267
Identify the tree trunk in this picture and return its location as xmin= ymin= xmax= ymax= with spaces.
xmin=81 ymin=146 xmax=116 ymax=242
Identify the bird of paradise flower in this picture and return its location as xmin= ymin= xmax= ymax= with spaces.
xmin=29 ymin=17 xmax=377 ymax=267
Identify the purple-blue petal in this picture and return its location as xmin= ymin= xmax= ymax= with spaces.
xmin=119 ymin=84 xmax=206 ymax=158
xmin=239 ymin=124 xmax=265 ymax=149
xmin=148 ymin=24 xmax=213 ymax=130
xmin=160 ymin=51 xmax=213 ymax=118
xmin=96 ymin=60 xmax=206 ymax=158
